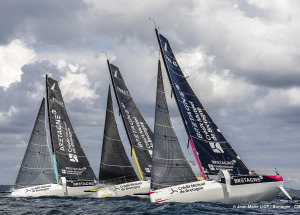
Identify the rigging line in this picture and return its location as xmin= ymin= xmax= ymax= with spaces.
xmin=102 ymin=50 xmax=110 ymax=61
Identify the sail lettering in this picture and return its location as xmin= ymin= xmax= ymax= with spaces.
xmin=51 ymin=97 xmax=64 ymax=107
xmin=117 ymin=87 xmax=130 ymax=96
xmin=140 ymin=122 xmax=153 ymax=149
xmin=66 ymin=127 xmax=76 ymax=154
xmin=122 ymin=103 xmax=143 ymax=148
xmin=52 ymin=110 xmax=65 ymax=151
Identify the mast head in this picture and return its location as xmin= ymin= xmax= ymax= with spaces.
xmin=149 ymin=18 xmax=159 ymax=31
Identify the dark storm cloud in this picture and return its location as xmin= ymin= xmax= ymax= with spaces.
xmin=0 ymin=0 xmax=89 ymax=46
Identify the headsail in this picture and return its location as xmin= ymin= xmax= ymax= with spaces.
xmin=107 ymin=61 xmax=153 ymax=178
xmin=99 ymin=86 xmax=139 ymax=184
xmin=15 ymin=98 xmax=57 ymax=189
xmin=151 ymin=60 xmax=197 ymax=190
xmin=156 ymin=30 xmax=249 ymax=176
xmin=46 ymin=75 xmax=96 ymax=187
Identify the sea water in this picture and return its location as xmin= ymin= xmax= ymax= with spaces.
xmin=0 ymin=185 xmax=299 ymax=214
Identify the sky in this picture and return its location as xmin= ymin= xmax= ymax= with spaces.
xmin=0 ymin=0 xmax=299 ymax=190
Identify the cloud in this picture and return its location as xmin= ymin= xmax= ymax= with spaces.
xmin=0 ymin=39 xmax=37 ymax=89
xmin=254 ymin=87 xmax=300 ymax=123
xmin=54 ymin=59 xmax=98 ymax=103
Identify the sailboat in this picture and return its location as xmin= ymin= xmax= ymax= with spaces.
xmin=93 ymin=86 xmax=150 ymax=198
xmin=11 ymin=75 xmax=97 ymax=197
xmin=149 ymin=28 xmax=292 ymax=203
xmin=107 ymin=60 xmax=153 ymax=180
xmin=92 ymin=61 xmax=153 ymax=197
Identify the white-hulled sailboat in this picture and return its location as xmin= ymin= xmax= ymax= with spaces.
xmin=10 ymin=75 xmax=97 ymax=197
xmin=91 ymin=86 xmax=150 ymax=198
xmin=149 ymin=28 xmax=292 ymax=203
xmin=91 ymin=61 xmax=153 ymax=198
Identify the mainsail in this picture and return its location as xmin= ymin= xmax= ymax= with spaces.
xmin=15 ymin=98 xmax=57 ymax=189
xmin=151 ymin=61 xmax=197 ymax=190
xmin=156 ymin=29 xmax=249 ymax=176
xmin=99 ymin=86 xmax=139 ymax=184
xmin=46 ymin=75 xmax=96 ymax=187
xmin=107 ymin=61 xmax=153 ymax=178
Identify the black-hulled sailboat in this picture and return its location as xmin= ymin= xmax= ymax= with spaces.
xmin=94 ymin=86 xmax=150 ymax=198
xmin=149 ymin=28 xmax=292 ymax=203
xmin=11 ymin=75 xmax=97 ymax=197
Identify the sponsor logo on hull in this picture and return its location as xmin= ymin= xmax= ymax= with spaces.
xmin=114 ymin=181 xmax=143 ymax=192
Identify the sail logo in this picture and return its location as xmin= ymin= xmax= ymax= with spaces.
xmin=209 ymin=142 xmax=224 ymax=153
xmin=69 ymin=153 xmax=78 ymax=162
xmin=50 ymin=83 xmax=56 ymax=90
xmin=117 ymin=87 xmax=130 ymax=96
xmin=113 ymin=69 xmax=118 ymax=78
xmin=164 ymin=42 xmax=168 ymax=52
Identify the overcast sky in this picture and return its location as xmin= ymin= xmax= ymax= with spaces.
xmin=0 ymin=0 xmax=299 ymax=189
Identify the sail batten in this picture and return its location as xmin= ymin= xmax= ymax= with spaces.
xmin=107 ymin=61 xmax=153 ymax=178
xmin=14 ymin=98 xmax=57 ymax=189
xmin=156 ymin=30 xmax=249 ymax=176
xmin=46 ymin=75 xmax=96 ymax=187
xmin=151 ymin=60 xmax=197 ymax=191
xmin=99 ymin=86 xmax=139 ymax=184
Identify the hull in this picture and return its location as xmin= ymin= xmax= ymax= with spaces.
xmin=95 ymin=180 xmax=150 ymax=198
xmin=11 ymin=184 xmax=96 ymax=197
xmin=150 ymin=175 xmax=283 ymax=203
xmin=11 ymin=184 xmax=64 ymax=197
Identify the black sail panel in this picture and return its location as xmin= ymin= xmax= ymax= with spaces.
xmin=15 ymin=98 xmax=57 ymax=189
xmin=107 ymin=62 xmax=153 ymax=178
xmin=46 ymin=76 xmax=96 ymax=187
xmin=156 ymin=31 xmax=249 ymax=175
xmin=99 ymin=86 xmax=139 ymax=184
xmin=151 ymin=61 xmax=197 ymax=190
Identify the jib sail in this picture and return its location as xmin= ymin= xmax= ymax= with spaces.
xmin=151 ymin=61 xmax=197 ymax=190
xmin=99 ymin=86 xmax=139 ymax=184
xmin=15 ymin=98 xmax=57 ymax=188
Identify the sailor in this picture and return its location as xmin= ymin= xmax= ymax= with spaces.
xmin=250 ymin=170 xmax=257 ymax=175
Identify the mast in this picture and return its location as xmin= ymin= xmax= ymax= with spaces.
xmin=154 ymin=29 xmax=206 ymax=179
xmin=46 ymin=74 xmax=59 ymax=182
xmin=106 ymin=60 xmax=151 ymax=180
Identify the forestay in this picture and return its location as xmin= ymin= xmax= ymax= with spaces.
xmin=156 ymin=30 xmax=249 ymax=175
xmin=15 ymin=98 xmax=57 ymax=189
xmin=46 ymin=75 xmax=96 ymax=187
xmin=151 ymin=61 xmax=197 ymax=190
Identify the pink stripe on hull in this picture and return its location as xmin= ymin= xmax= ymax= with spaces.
xmin=154 ymin=199 xmax=169 ymax=203
xmin=140 ymin=192 xmax=155 ymax=195
xmin=266 ymin=175 xmax=284 ymax=181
